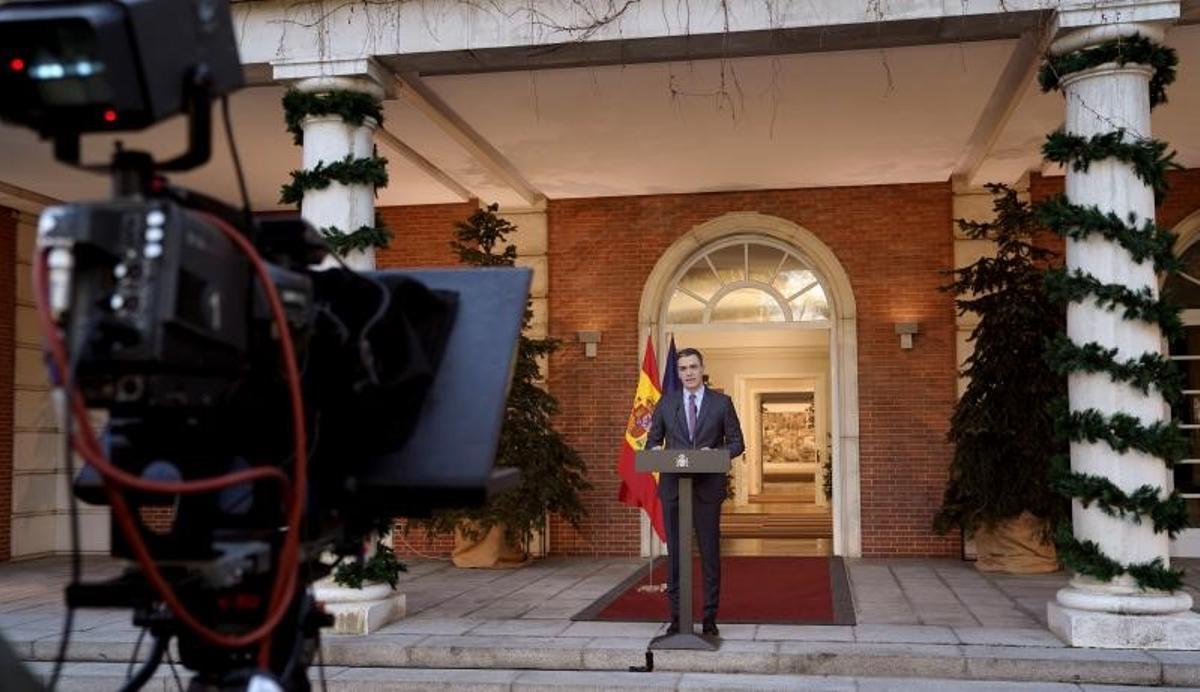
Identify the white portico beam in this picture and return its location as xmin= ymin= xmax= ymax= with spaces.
xmin=374 ymin=127 xmax=476 ymax=202
xmin=952 ymin=22 xmax=1056 ymax=187
xmin=392 ymin=72 xmax=545 ymax=207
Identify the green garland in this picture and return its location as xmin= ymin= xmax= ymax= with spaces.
xmin=1045 ymin=335 xmax=1183 ymax=402
xmin=1043 ymin=129 xmax=1181 ymax=203
xmin=1036 ymin=196 xmax=1180 ymax=273
xmin=319 ymin=224 xmax=393 ymax=256
xmin=282 ymin=89 xmax=384 ymax=145
xmin=1052 ymin=459 xmax=1188 ymax=537
xmin=1055 ymin=404 xmax=1187 ymax=464
xmin=1056 ymin=524 xmax=1184 ymax=591
xmin=279 ymin=155 xmax=389 ymax=206
xmin=1044 ymin=268 xmax=1183 ymax=339
xmin=1038 ymin=34 xmax=1178 ymax=109
xmin=332 ymin=541 xmax=407 ymax=589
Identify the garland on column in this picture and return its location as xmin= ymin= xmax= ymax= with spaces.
xmin=280 ymin=89 xmax=392 ymax=256
xmin=1039 ymin=36 xmax=1187 ymax=591
xmin=1044 ymin=269 xmax=1183 ymax=336
xmin=1042 ymin=129 xmax=1181 ymax=203
xmin=279 ymin=154 xmax=389 ymax=205
xmin=283 ymin=89 xmax=384 ymax=145
xmin=1038 ymin=34 xmax=1178 ymax=108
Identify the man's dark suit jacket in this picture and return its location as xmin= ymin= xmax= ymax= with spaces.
xmin=645 ymin=386 xmax=745 ymax=621
xmin=646 ymin=387 xmax=745 ymax=497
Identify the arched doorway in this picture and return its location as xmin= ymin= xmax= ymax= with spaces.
xmin=1164 ymin=209 xmax=1200 ymax=558
xmin=638 ymin=212 xmax=861 ymax=557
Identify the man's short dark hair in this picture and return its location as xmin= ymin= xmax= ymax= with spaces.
xmin=677 ymin=347 xmax=704 ymax=365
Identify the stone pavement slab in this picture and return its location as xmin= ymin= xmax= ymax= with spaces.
xmin=857 ymin=679 xmax=1079 ymax=691
xmin=558 ymin=620 xmax=666 ymax=638
xmin=778 ymin=641 xmax=967 ymax=679
xmin=378 ymin=616 xmax=480 ymax=635
xmin=1150 ymin=650 xmax=1200 ymax=687
xmin=953 ymin=626 xmax=1067 ymax=647
xmin=651 ymin=639 xmax=780 ymax=674
xmin=961 ymin=645 xmax=1161 ymax=686
xmin=755 ymin=624 xmax=855 ymax=641
xmin=853 ymin=623 xmax=959 ymax=644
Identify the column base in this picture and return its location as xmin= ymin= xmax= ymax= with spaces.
xmin=315 ymin=580 xmax=406 ymax=635
xmin=1048 ymin=601 xmax=1200 ymax=650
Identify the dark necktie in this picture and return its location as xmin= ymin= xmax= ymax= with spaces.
xmin=688 ymin=393 xmax=698 ymax=442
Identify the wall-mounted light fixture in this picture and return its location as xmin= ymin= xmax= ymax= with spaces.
xmin=895 ymin=322 xmax=919 ymax=350
xmin=577 ymin=331 xmax=602 ymax=358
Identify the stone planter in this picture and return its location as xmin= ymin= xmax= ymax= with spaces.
xmin=973 ymin=511 xmax=1058 ymax=574
xmin=314 ymin=578 xmax=405 ymax=635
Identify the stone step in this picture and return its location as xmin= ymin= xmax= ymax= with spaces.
xmin=721 ymin=513 xmax=832 ymax=539
xmin=21 ymin=661 xmax=1184 ymax=691
xmin=14 ymin=635 xmax=1200 ymax=688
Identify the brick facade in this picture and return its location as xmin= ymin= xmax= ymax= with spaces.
xmin=376 ymin=185 xmax=962 ymax=558
xmin=371 ymin=172 xmax=1200 ymax=560
xmin=544 ymin=185 xmax=960 ymax=557
xmin=0 ymin=208 xmax=15 ymax=561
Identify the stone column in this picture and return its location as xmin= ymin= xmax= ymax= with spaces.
xmin=1047 ymin=21 xmax=1200 ymax=649
xmin=274 ymin=62 xmax=402 ymax=631
xmin=296 ymin=76 xmax=382 ymax=271
xmin=274 ymin=60 xmax=390 ymax=271
xmin=499 ymin=204 xmax=551 ymax=556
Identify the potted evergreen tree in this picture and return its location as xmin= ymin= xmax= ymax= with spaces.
xmin=933 ymin=184 xmax=1067 ymax=573
xmin=417 ymin=204 xmax=590 ymax=567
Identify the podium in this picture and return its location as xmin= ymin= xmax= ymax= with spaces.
xmin=636 ymin=448 xmax=731 ymax=651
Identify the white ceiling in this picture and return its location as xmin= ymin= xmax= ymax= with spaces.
xmin=1 ymin=25 xmax=1196 ymax=210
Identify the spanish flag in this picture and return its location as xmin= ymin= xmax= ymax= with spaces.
xmin=617 ymin=335 xmax=667 ymax=541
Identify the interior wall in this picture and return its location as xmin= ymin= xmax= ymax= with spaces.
xmin=698 ymin=342 xmax=830 ymax=509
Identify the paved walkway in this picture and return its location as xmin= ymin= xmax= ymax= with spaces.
xmin=1 ymin=555 xmax=1198 ymax=689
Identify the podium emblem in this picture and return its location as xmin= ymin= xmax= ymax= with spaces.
xmin=674 ymin=453 xmax=690 ymax=469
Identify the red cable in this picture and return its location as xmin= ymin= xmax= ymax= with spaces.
xmin=33 ymin=209 xmax=309 ymax=669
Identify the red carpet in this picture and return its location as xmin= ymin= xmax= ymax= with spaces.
xmin=577 ymin=556 xmax=853 ymax=625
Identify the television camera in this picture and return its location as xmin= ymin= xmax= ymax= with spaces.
xmin=0 ymin=1 xmax=527 ymax=689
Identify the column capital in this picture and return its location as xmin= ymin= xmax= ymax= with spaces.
xmin=271 ymin=57 xmax=390 ymax=99
xmin=1053 ymin=0 xmax=1178 ymax=33
xmin=1051 ymin=22 xmax=1167 ymax=56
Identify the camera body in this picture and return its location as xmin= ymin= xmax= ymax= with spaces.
xmin=0 ymin=0 xmax=243 ymax=136
xmin=2 ymin=1 xmax=529 ymax=689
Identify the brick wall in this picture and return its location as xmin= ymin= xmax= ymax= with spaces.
xmin=0 ymin=208 xmax=15 ymax=561
xmin=545 ymin=184 xmax=960 ymax=557
xmin=376 ymin=202 xmax=476 ymax=269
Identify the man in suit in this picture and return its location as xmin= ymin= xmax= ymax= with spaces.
xmin=646 ymin=347 xmax=744 ymax=636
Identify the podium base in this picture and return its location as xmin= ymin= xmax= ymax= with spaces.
xmin=648 ymin=631 xmax=720 ymax=651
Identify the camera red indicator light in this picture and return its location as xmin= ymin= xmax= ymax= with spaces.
xmin=103 ymin=109 xmax=117 ymax=123
xmin=8 ymin=57 xmax=24 ymax=72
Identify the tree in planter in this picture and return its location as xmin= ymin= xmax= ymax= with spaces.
xmin=933 ymin=184 xmax=1068 ymax=570
xmin=418 ymin=204 xmax=590 ymax=555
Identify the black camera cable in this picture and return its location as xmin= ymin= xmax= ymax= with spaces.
xmin=220 ymin=94 xmax=253 ymax=232
xmin=117 ymin=632 xmax=166 ymax=692
xmin=47 ymin=316 xmax=96 ymax=690
xmin=124 ymin=626 xmax=148 ymax=682
xmin=164 ymin=646 xmax=184 ymax=691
